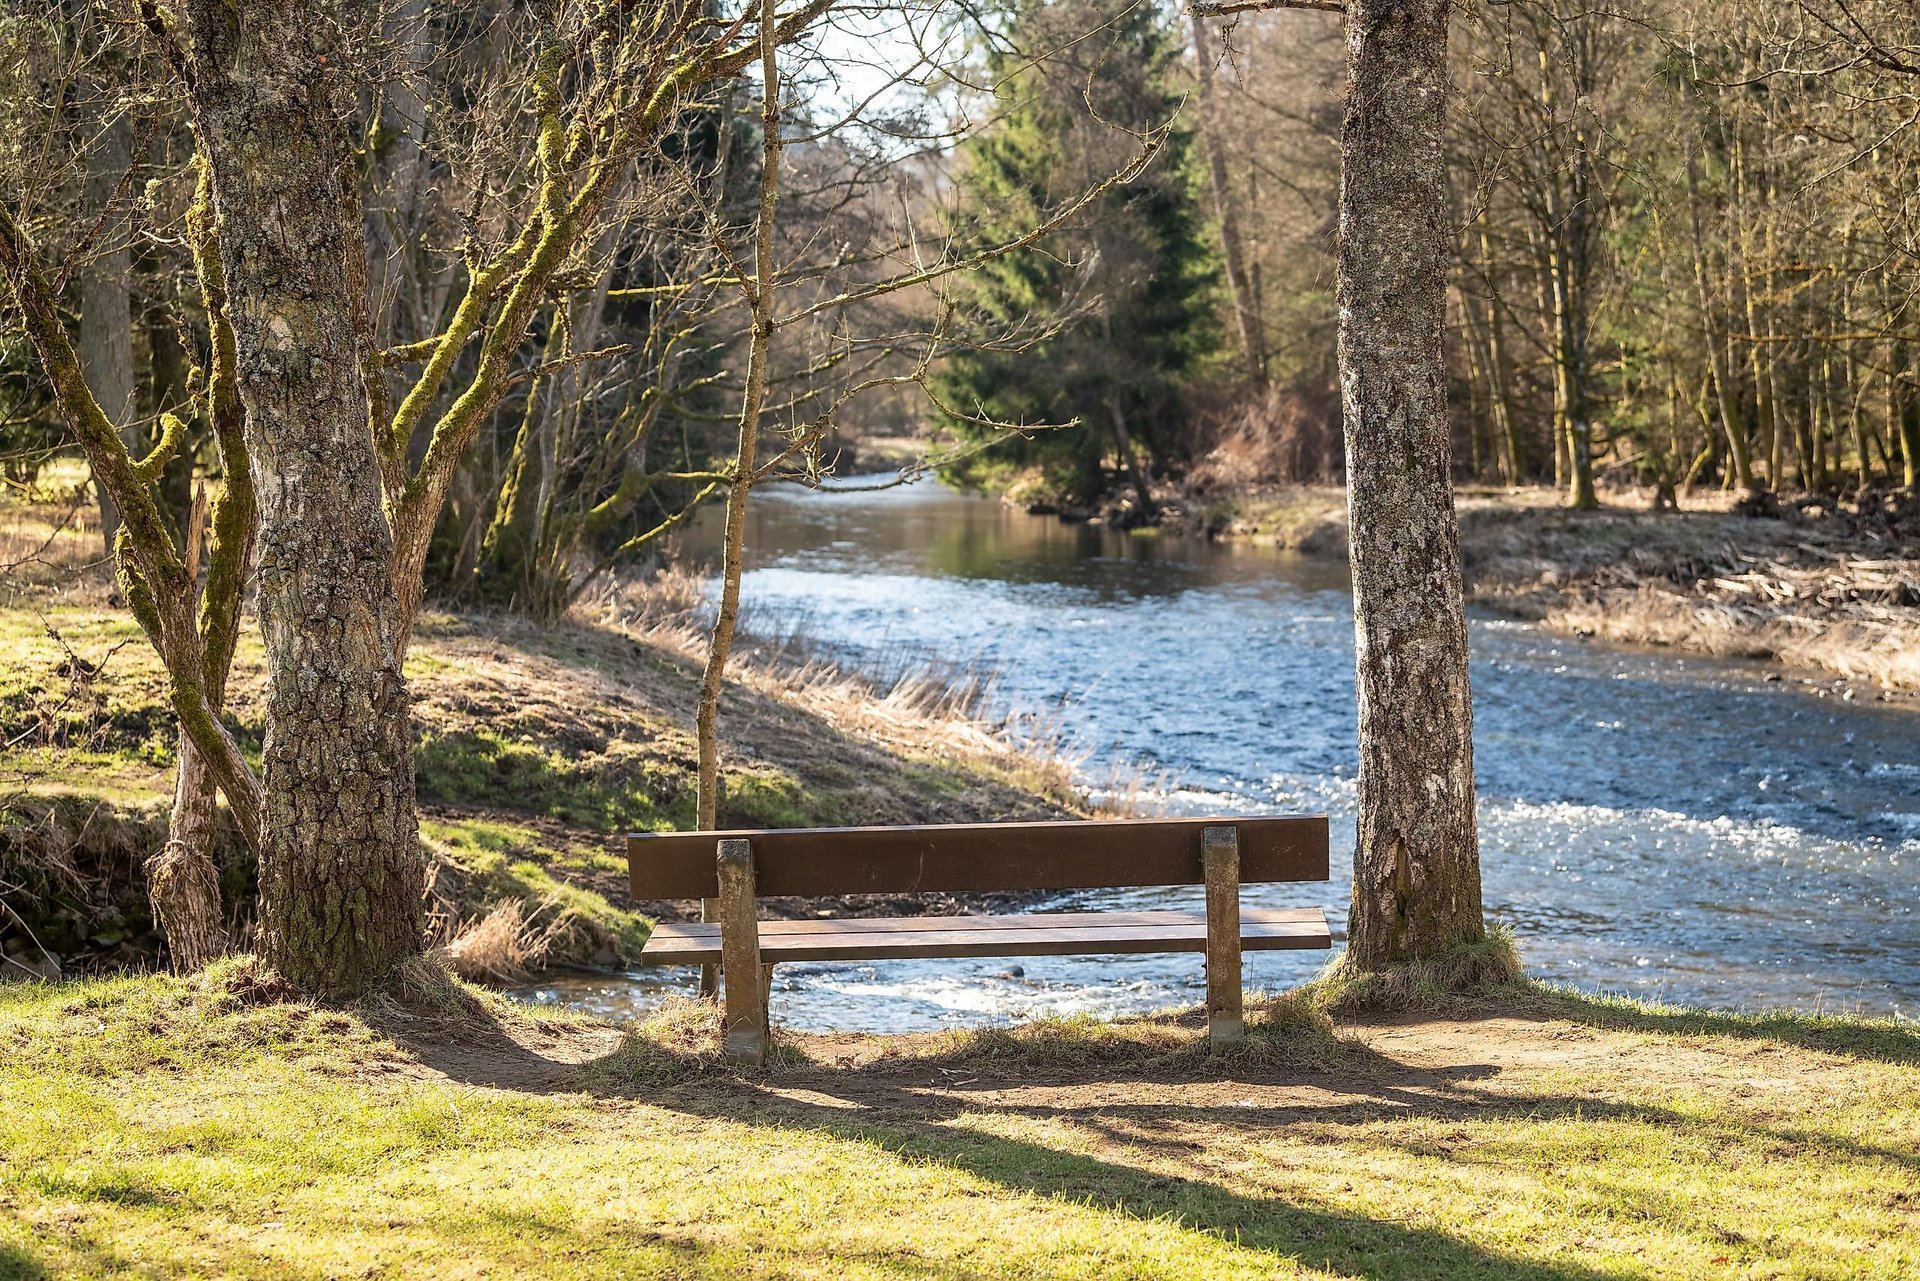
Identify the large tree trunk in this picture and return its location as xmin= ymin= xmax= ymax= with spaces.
xmin=179 ymin=0 xmax=422 ymax=997
xmin=1336 ymin=0 xmax=1486 ymax=968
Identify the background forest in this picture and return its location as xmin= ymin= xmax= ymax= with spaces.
xmin=7 ymin=0 xmax=1918 ymax=570
xmin=1192 ymin=0 xmax=1920 ymax=511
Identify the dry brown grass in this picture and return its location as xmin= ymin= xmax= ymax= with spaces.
xmin=1185 ymin=383 xmax=1343 ymax=492
xmin=0 ymin=473 xmax=111 ymax=604
xmin=438 ymin=899 xmax=558 ymax=986
xmin=585 ymin=566 xmax=1088 ymax=802
xmin=1542 ymin=591 xmax=1920 ymax=689
xmin=1304 ymin=927 xmax=1527 ymax=1014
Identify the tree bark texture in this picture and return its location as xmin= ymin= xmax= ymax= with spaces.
xmin=147 ymin=726 xmax=227 ymax=970
xmin=179 ymin=0 xmax=422 ymax=996
xmin=1336 ymin=0 xmax=1486 ymax=968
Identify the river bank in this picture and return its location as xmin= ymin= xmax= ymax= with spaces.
xmin=4 ymin=962 xmax=1916 ymax=1279
xmin=1184 ymin=483 xmax=1920 ymax=696
xmin=0 ymin=488 xmax=1082 ymax=981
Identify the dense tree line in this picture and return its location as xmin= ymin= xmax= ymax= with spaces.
xmin=1194 ymin=0 xmax=1920 ymax=504
xmin=934 ymin=0 xmax=1218 ymax=519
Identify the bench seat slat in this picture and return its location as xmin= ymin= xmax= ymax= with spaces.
xmin=638 ymin=906 xmax=1331 ymax=965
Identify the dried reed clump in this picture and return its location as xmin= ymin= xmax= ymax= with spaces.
xmin=1186 ymin=381 xmax=1343 ymax=493
xmin=909 ymin=995 xmax=1349 ymax=1073
xmin=579 ymin=996 xmax=808 ymax=1085
xmin=582 ymin=568 xmax=1091 ymax=802
xmin=439 ymin=899 xmax=557 ymax=987
xmin=1082 ymin=760 xmax=1183 ymax=818
xmin=586 ymin=560 xmax=708 ymax=643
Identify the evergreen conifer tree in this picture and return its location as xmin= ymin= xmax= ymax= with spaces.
xmin=936 ymin=0 xmax=1218 ymax=516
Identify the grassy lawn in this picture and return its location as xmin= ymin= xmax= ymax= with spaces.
xmin=3 ymin=963 xmax=1915 ymax=1279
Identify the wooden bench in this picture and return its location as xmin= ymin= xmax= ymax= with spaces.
xmin=626 ymin=815 xmax=1331 ymax=1062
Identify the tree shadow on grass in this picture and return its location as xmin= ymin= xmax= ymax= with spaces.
xmin=1502 ymin=984 xmax=1920 ymax=1066
xmin=0 ymin=1195 xmax=759 ymax=1280
xmin=372 ymin=988 xmax=1920 ymax=1279
xmin=0 ymin=1239 xmax=48 ymax=1281
xmin=384 ymin=1009 xmax=1638 ymax=1281
xmin=644 ymin=1074 xmax=1637 ymax=1281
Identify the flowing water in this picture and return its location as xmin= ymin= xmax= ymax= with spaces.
xmin=514 ymin=478 xmax=1920 ymax=1030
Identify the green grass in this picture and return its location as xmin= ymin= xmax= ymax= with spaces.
xmin=420 ymin=818 xmax=651 ymax=966
xmin=414 ymin=725 xmax=832 ymax=834
xmin=2 ymin=966 xmax=1916 ymax=1279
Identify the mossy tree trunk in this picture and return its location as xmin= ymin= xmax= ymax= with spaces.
xmin=1 ymin=188 xmax=267 ymax=958
xmin=142 ymin=171 xmax=258 ymax=974
xmin=1336 ymin=0 xmax=1487 ymax=969
xmin=178 ymin=0 xmax=422 ymax=997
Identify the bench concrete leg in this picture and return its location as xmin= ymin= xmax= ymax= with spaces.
xmin=716 ymin=839 xmax=766 ymax=1065
xmin=1203 ymin=825 xmax=1244 ymax=1049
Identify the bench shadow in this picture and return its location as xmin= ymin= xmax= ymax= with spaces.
xmin=378 ymin=983 xmax=1920 ymax=1171
xmin=382 ymin=1012 xmax=1626 ymax=1279
xmin=379 ymin=989 xmax=1920 ymax=1164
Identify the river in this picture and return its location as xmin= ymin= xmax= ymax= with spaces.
xmin=514 ymin=478 xmax=1920 ymax=1030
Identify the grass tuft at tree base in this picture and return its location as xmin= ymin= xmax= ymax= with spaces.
xmin=1303 ymin=924 xmax=1527 ymax=1014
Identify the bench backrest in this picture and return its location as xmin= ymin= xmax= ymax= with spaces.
xmin=626 ymin=815 xmax=1328 ymax=900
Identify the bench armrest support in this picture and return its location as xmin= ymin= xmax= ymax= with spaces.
xmin=717 ymin=838 xmax=767 ymax=1064
xmin=1203 ymin=825 xmax=1244 ymax=1048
